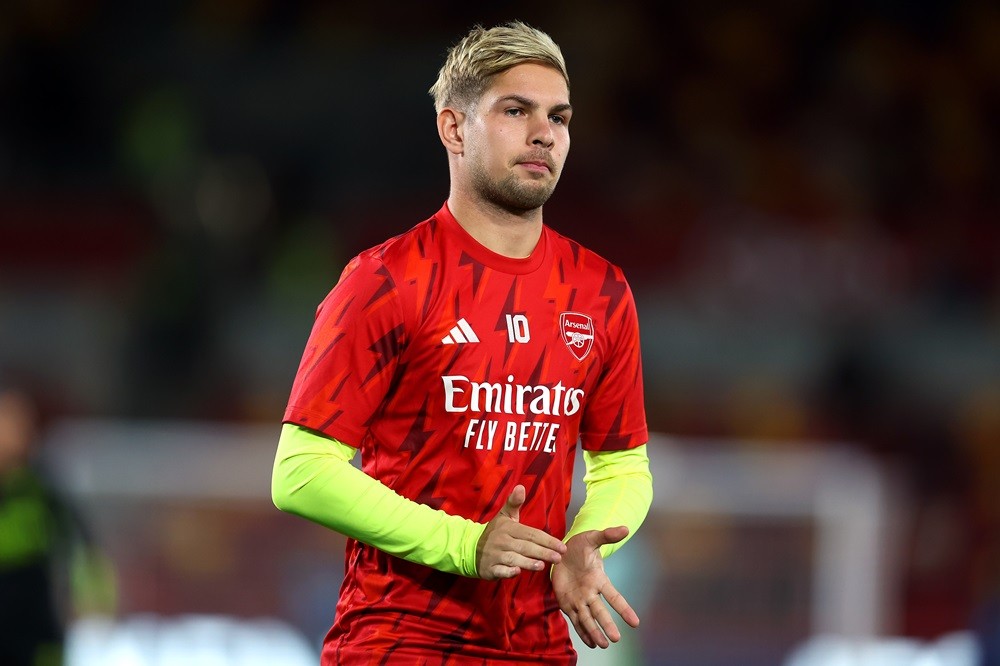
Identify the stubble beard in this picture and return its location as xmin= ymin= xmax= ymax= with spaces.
xmin=471 ymin=163 xmax=558 ymax=215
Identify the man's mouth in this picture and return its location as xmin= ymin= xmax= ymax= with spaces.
xmin=518 ymin=159 xmax=553 ymax=173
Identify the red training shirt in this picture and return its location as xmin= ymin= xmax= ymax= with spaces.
xmin=284 ymin=202 xmax=648 ymax=665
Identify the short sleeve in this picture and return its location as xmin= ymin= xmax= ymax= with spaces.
xmin=579 ymin=278 xmax=648 ymax=451
xmin=283 ymin=253 xmax=406 ymax=446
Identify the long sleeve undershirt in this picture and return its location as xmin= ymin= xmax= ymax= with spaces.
xmin=271 ymin=423 xmax=652 ymax=575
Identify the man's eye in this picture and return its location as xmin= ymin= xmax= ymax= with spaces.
xmin=550 ymin=115 xmax=565 ymax=125
xmin=505 ymin=108 xmax=524 ymax=117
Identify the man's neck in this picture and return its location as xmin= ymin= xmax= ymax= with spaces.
xmin=446 ymin=194 xmax=544 ymax=259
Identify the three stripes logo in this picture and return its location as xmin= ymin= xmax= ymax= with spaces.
xmin=441 ymin=318 xmax=480 ymax=345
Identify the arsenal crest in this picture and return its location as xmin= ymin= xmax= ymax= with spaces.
xmin=560 ymin=312 xmax=594 ymax=361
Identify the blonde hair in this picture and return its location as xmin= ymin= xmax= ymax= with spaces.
xmin=429 ymin=21 xmax=569 ymax=113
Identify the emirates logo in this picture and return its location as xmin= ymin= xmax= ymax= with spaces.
xmin=560 ymin=312 xmax=594 ymax=361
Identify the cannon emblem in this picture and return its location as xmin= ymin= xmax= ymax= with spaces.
xmin=559 ymin=312 xmax=594 ymax=361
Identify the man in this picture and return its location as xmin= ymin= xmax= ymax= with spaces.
xmin=272 ymin=21 xmax=652 ymax=665
xmin=0 ymin=382 xmax=115 ymax=666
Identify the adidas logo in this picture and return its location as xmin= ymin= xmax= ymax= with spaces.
xmin=441 ymin=318 xmax=480 ymax=345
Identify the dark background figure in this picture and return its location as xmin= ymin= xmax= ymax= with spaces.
xmin=0 ymin=379 xmax=115 ymax=666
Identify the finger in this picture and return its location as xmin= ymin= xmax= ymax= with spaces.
xmin=580 ymin=604 xmax=611 ymax=649
xmin=594 ymin=525 xmax=629 ymax=545
xmin=509 ymin=524 xmax=567 ymax=559
xmin=569 ymin=611 xmax=596 ymax=649
xmin=602 ymin=580 xmax=640 ymax=628
xmin=487 ymin=563 xmax=522 ymax=580
xmin=500 ymin=484 xmax=526 ymax=521
xmin=590 ymin=598 xmax=622 ymax=645
xmin=514 ymin=541 xmax=564 ymax=565
xmin=486 ymin=538 xmax=554 ymax=574
xmin=503 ymin=553 xmax=549 ymax=572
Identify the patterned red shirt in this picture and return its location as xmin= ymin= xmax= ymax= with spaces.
xmin=284 ymin=203 xmax=648 ymax=665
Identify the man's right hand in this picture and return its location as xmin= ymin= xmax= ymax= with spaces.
xmin=476 ymin=484 xmax=567 ymax=580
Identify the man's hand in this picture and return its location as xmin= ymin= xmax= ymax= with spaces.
xmin=552 ymin=526 xmax=639 ymax=649
xmin=476 ymin=484 xmax=567 ymax=580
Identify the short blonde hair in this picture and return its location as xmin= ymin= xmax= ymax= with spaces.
xmin=429 ymin=21 xmax=569 ymax=113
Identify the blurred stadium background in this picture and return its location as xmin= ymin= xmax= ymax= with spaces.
xmin=1 ymin=1 xmax=998 ymax=664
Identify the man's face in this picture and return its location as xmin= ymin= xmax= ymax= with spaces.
xmin=461 ymin=62 xmax=572 ymax=214
xmin=0 ymin=390 xmax=36 ymax=472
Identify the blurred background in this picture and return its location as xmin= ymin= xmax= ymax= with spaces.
xmin=0 ymin=0 xmax=998 ymax=664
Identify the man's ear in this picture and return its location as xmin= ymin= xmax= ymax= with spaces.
xmin=437 ymin=108 xmax=465 ymax=156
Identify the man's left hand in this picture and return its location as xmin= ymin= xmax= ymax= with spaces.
xmin=551 ymin=526 xmax=640 ymax=649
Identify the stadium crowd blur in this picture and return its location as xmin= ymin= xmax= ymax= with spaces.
xmin=1 ymin=0 xmax=997 ymax=661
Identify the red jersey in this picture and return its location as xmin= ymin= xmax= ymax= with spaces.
xmin=284 ymin=203 xmax=648 ymax=665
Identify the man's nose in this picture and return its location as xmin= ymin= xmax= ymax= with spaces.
xmin=530 ymin=116 xmax=555 ymax=148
